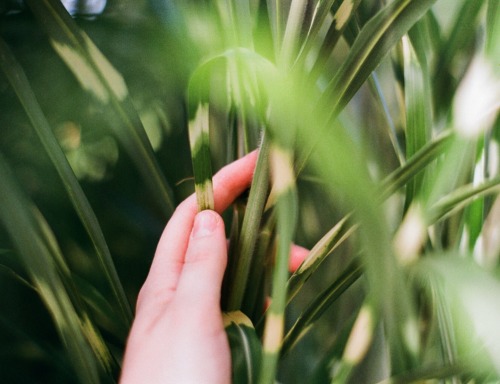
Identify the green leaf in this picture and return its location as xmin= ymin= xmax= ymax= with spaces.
xmin=0 ymin=153 xmax=115 ymax=383
xmin=24 ymin=0 xmax=175 ymax=217
xmin=430 ymin=177 xmax=500 ymax=224
xmin=187 ymin=48 xmax=270 ymax=212
xmin=226 ymin=133 xmax=270 ymax=313
xmin=288 ymin=131 xmax=454 ymax=306
xmin=224 ymin=311 xmax=262 ymax=384
xmin=380 ymin=130 xmax=454 ymax=200
xmin=322 ymin=0 xmax=438 ymax=120
xmin=403 ymin=21 xmax=432 ymax=207
xmin=282 ymin=261 xmax=362 ymax=355
xmin=0 ymin=37 xmax=132 ymax=326
xmin=306 ymin=0 xmax=362 ymax=80
xmin=286 ymin=215 xmax=357 ymax=304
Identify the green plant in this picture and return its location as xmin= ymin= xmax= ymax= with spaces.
xmin=1 ymin=0 xmax=499 ymax=383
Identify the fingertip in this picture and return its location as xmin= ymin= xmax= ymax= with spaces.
xmin=191 ymin=210 xmax=222 ymax=239
xmin=289 ymin=244 xmax=309 ymax=272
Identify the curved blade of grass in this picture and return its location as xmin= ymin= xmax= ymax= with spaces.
xmin=24 ymin=0 xmax=175 ymax=217
xmin=0 ymin=37 xmax=132 ymax=326
xmin=0 ymin=258 xmax=35 ymax=291
xmin=258 ymin=144 xmax=298 ymax=384
xmin=224 ymin=311 xmax=262 ymax=384
xmin=282 ymin=260 xmax=363 ymax=355
xmin=74 ymin=275 xmax=129 ymax=341
xmin=422 ymin=137 xmax=478 ymax=225
xmin=296 ymin=0 xmax=438 ymax=177
xmin=35 ymin=209 xmax=118 ymax=379
xmin=306 ymin=0 xmax=362 ymax=81
xmin=287 ymin=215 xmax=357 ymax=303
xmin=429 ymin=177 xmax=500 ymax=224
xmin=321 ymin=0 xmax=438 ymax=120
xmin=226 ymin=133 xmax=270 ymax=311
xmin=380 ymin=130 xmax=453 ymax=199
xmin=0 ymin=154 xmax=113 ymax=382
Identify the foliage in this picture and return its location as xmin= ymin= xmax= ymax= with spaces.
xmin=0 ymin=0 xmax=499 ymax=383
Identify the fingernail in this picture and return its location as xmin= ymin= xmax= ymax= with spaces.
xmin=192 ymin=210 xmax=219 ymax=238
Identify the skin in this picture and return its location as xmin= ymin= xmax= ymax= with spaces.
xmin=120 ymin=151 xmax=308 ymax=383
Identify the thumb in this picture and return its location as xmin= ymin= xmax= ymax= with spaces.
xmin=175 ymin=210 xmax=228 ymax=306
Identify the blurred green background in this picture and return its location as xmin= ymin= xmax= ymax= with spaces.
xmin=1 ymin=0 xmax=499 ymax=383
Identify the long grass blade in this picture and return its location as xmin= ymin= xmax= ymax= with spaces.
xmin=226 ymin=133 xmax=270 ymax=311
xmin=321 ymin=0 xmax=438 ymax=120
xmin=380 ymin=130 xmax=453 ymax=200
xmin=0 ymin=154 xmax=112 ymax=383
xmin=24 ymin=0 xmax=175 ymax=217
xmin=224 ymin=311 xmax=262 ymax=384
xmin=258 ymin=144 xmax=298 ymax=384
xmin=287 ymin=215 xmax=357 ymax=303
xmin=307 ymin=0 xmax=362 ymax=80
xmin=0 ymin=37 xmax=132 ymax=326
xmin=429 ymin=177 xmax=500 ymax=224
xmin=282 ymin=261 xmax=362 ymax=355
xmin=403 ymin=23 xmax=432 ymax=208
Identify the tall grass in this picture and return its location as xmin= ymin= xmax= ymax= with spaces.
xmin=0 ymin=0 xmax=499 ymax=383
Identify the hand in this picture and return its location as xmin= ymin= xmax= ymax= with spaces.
xmin=120 ymin=151 xmax=308 ymax=383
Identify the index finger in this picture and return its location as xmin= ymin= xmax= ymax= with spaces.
xmin=137 ymin=150 xmax=259 ymax=310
